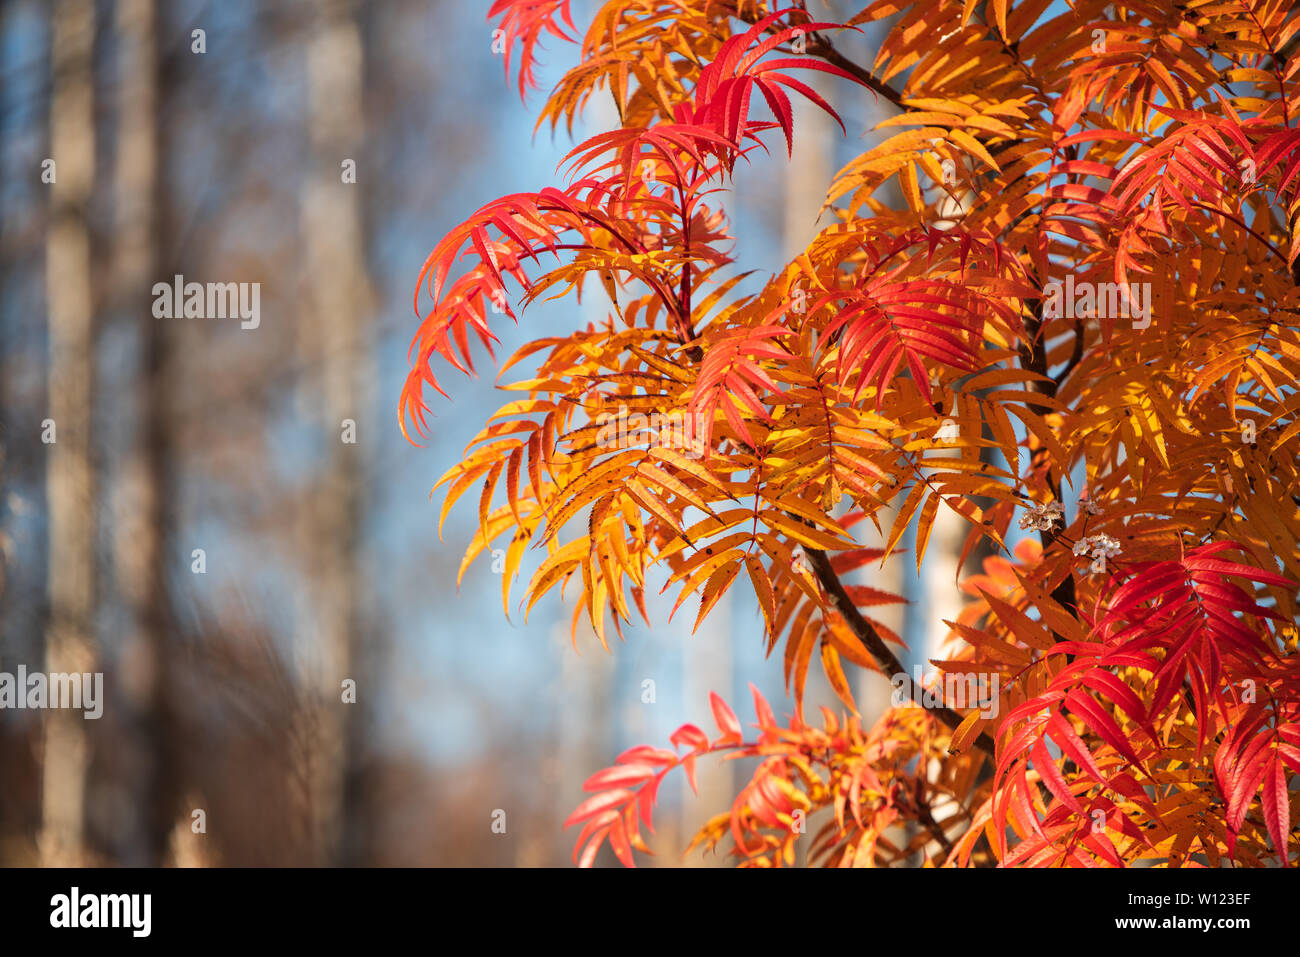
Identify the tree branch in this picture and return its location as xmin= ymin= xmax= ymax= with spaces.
xmin=804 ymin=548 xmax=997 ymax=758
xmin=912 ymin=779 xmax=956 ymax=860
xmin=1017 ymin=299 xmax=1082 ymax=644
xmin=734 ymin=5 xmax=906 ymax=110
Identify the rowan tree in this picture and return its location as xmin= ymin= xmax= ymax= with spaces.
xmin=401 ymin=1 xmax=1300 ymax=867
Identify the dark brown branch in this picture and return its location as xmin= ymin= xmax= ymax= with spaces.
xmin=1018 ymin=299 xmax=1082 ymax=636
xmin=913 ymin=779 xmax=956 ymax=860
xmin=1053 ymin=318 xmax=1085 ymax=392
xmin=800 ymin=33 xmax=905 ymax=111
xmin=734 ymin=5 xmax=906 ymax=110
xmin=1291 ymin=209 xmax=1300 ymax=288
xmin=804 ymin=548 xmax=997 ymax=758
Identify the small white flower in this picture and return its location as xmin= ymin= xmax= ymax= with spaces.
xmin=1074 ymin=533 xmax=1122 ymax=568
xmin=1094 ymin=533 xmax=1121 ymax=557
xmin=1019 ymin=500 xmax=1065 ymax=532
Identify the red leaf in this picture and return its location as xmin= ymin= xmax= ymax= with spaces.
xmin=1261 ymin=757 xmax=1290 ymax=862
xmin=710 ymin=691 xmax=743 ymax=743
xmin=563 ymin=789 xmax=632 ymax=829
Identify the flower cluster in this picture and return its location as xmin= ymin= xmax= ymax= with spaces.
xmin=1018 ymin=500 xmax=1064 ymax=532
xmin=1073 ymin=533 xmax=1121 ymax=570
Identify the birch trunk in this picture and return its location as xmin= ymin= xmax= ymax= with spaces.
xmin=40 ymin=0 xmax=97 ymax=868
xmin=296 ymin=0 xmax=373 ymax=866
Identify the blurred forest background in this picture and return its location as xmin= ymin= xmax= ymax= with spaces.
xmin=0 ymin=0 xmax=979 ymax=866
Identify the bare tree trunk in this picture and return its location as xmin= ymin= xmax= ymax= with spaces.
xmin=40 ymin=0 xmax=97 ymax=868
xmin=920 ymin=476 xmax=966 ymax=669
xmin=553 ymin=620 xmax=615 ymax=865
xmin=680 ymin=594 xmax=734 ymax=867
xmin=109 ymin=0 xmax=181 ymax=867
xmin=782 ymin=68 xmax=833 ymax=263
xmin=296 ymin=0 xmax=373 ymax=867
